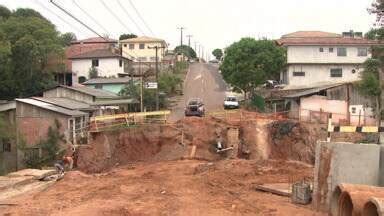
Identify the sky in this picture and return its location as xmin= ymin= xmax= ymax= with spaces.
xmin=0 ymin=0 xmax=376 ymax=60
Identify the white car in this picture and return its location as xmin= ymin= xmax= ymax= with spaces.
xmin=224 ymin=96 xmax=239 ymax=109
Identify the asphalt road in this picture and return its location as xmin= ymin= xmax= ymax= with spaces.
xmin=168 ymin=63 xmax=228 ymax=122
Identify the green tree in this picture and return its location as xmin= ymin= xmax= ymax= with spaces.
xmin=88 ymin=67 xmax=98 ymax=79
xmin=0 ymin=6 xmax=63 ymax=99
xmin=219 ymin=38 xmax=286 ymax=98
xmin=0 ymin=5 xmax=11 ymax=20
xmin=369 ymin=1 xmax=384 ymax=26
xmin=358 ymin=58 xmax=381 ymax=120
xmin=60 ymin=32 xmax=77 ymax=46
xmin=119 ymin=33 xmax=137 ymax=40
xmin=158 ymin=73 xmax=182 ymax=95
xmin=174 ymin=45 xmax=197 ymax=59
xmin=212 ymin=48 xmax=223 ymax=60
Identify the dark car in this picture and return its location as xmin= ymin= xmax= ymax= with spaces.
xmin=185 ymin=98 xmax=205 ymax=117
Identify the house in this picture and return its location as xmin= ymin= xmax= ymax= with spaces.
xmin=69 ymin=49 xmax=131 ymax=85
xmin=0 ymin=101 xmax=16 ymax=175
xmin=43 ymin=85 xmax=139 ymax=114
xmin=15 ymin=98 xmax=89 ymax=169
xmin=276 ymin=31 xmax=378 ymax=89
xmin=284 ymin=83 xmax=376 ymax=126
xmin=83 ymin=77 xmax=139 ymax=94
xmin=120 ymin=36 xmax=167 ymax=63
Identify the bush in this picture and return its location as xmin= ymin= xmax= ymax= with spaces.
xmin=158 ymin=73 xmax=182 ymax=95
xmin=249 ymin=95 xmax=265 ymax=111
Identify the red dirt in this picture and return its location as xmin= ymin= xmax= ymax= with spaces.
xmin=2 ymin=159 xmax=325 ymax=215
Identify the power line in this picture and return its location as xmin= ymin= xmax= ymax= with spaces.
xmin=34 ymin=0 xmax=85 ymax=35
xmin=50 ymin=0 xmax=107 ymax=40
xmin=117 ymin=0 xmax=145 ymax=35
xmin=71 ymin=0 xmax=110 ymax=35
xmin=99 ymin=0 xmax=133 ymax=33
xmin=127 ymin=0 xmax=155 ymax=36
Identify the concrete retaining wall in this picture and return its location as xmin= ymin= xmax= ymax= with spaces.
xmin=313 ymin=141 xmax=381 ymax=212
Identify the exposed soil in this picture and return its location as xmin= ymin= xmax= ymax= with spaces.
xmin=2 ymin=159 xmax=325 ymax=216
xmin=1 ymin=110 xmax=371 ymax=215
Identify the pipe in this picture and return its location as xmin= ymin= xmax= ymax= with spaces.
xmin=334 ymin=183 xmax=384 ymax=216
xmin=363 ymin=197 xmax=384 ymax=216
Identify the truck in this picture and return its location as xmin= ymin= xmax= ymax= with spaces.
xmin=224 ymin=95 xmax=239 ymax=109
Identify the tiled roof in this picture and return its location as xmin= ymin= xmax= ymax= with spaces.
xmin=281 ymin=31 xmax=342 ymax=38
xmin=71 ymin=37 xmax=117 ymax=44
xmin=277 ymin=31 xmax=379 ymax=45
xmin=120 ymin=36 xmax=166 ymax=44
xmin=69 ymin=49 xmax=123 ymax=60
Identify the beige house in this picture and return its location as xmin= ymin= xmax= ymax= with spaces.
xmin=120 ymin=36 xmax=167 ymax=63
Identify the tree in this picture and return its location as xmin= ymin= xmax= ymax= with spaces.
xmin=219 ymin=38 xmax=286 ymax=98
xmin=369 ymin=1 xmax=384 ymax=26
xmin=212 ymin=48 xmax=223 ymax=60
xmin=0 ymin=6 xmax=63 ymax=100
xmin=174 ymin=45 xmax=197 ymax=59
xmin=119 ymin=33 xmax=137 ymax=40
xmin=0 ymin=5 xmax=11 ymax=20
xmin=88 ymin=67 xmax=98 ymax=79
xmin=158 ymin=73 xmax=182 ymax=95
xmin=358 ymin=58 xmax=381 ymax=121
xmin=60 ymin=32 xmax=77 ymax=46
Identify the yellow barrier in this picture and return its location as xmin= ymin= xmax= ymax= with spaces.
xmin=91 ymin=110 xmax=171 ymax=122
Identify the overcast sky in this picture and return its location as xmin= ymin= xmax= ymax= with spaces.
xmin=0 ymin=0 xmax=376 ymax=59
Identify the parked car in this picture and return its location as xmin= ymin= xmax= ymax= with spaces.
xmin=224 ymin=96 xmax=239 ymax=109
xmin=185 ymin=98 xmax=205 ymax=117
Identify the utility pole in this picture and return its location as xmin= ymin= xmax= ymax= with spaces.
xmin=194 ymin=42 xmax=198 ymax=53
xmin=139 ymin=61 xmax=143 ymax=112
xmin=186 ymin=35 xmax=192 ymax=47
xmin=177 ymin=27 xmax=185 ymax=46
xmin=148 ymin=45 xmax=166 ymax=111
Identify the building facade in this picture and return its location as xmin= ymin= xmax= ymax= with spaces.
xmin=70 ymin=49 xmax=131 ymax=85
xmin=120 ymin=36 xmax=167 ymax=63
xmin=277 ymin=31 xmax=378 ymax=88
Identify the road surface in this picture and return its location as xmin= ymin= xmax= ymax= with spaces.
xmin=168 ymin=63 xmax=228 ymax=121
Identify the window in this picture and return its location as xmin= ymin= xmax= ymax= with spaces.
xmin=95 ymin=84 xmax=102 ymax=89
xmin=129 ymin=44 xmax=134 ymax=49
xmin=357 ymin=48 xmax=368 ymax=57
xmin=337 ymin=48 xmax=347 ymax=56
xmin=92 ymin=59 xmax=99 ymax=67
xmin=78 ymin=76 xmax=86 ymax=83
xmin=138 ymin=57 xmax=147 ymax=62
xmin=319 ymin=47 xmax=324 ymax=52
xmin=329 ymin=48 xmax=334 ymax=53
xmin=119 ymin=59 xmax=123 ymax=67
xmin=330 ymin=68 xmax=343 ymax=77
xmin=139 ymin=43 xmax=145 ymax=49
xmin=293 ymin=71 xmax=305 ymax=76
xmin=123 ymin=44 xmax=127 ymax=47
xmin=2 ymin=138 xmax=11 ymax=152
xmin=24 ymin=148 xmax=40 ymax=162
xmin=150 ymin=57 xmax=157 ymax=62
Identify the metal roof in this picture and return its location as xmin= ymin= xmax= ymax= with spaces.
xmin=92 ymin=99 xmax=139 ymax=106
xmin=83 ymin=77 xmax=135 ymax=85
xmin=32 ymin=97 xmax=96 ymax=111
xmin=16 ymin=99 xmax=87 ymax=117
xmin=0 ymin=101 xmax=15 ymax=112
xmin=59 ymin=85 xmax=118 ymax=98
xmin=284 ymin=83 xmax=346 ymax=99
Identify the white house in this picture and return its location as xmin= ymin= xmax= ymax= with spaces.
xmin=69 ymin=49 xmax=131 ymax=84
xmin=276 ymin=31 xmax=378 ymax=89
xmin=120 ymin=36 xmax=167 ymax=63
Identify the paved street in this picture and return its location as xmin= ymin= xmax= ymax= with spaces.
xmin=168 ymin=63 xmax=228 ymax=122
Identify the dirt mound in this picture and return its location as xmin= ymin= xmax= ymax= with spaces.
xmin=267 ymin=120 xmax=371 ymax=164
